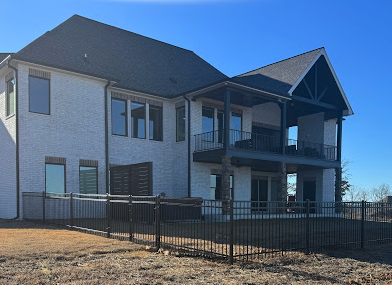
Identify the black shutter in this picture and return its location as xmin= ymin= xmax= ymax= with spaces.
xmin=130 ymin=162 xmax=153 ymax=196
xmin=110 ymin=162 xmax=153 ymax=196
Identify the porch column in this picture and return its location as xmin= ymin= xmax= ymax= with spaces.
xmin=277 ymin=162 xmax=287 ymax=202
xmin=221 ymin=155 xmax=232 ymax=201
xmin=336 ymin=111 xmax=343 ymax=161
xmin=279 ymin=102 xmax=287 ymax=154
xmin=223 ymin=88 xmax=231 ymax=150
xmin=335 ymin=167 xmax=342 ymax=203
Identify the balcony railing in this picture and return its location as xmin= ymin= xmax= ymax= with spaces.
xmin=194 ymin=130 xmax=337 ymax=161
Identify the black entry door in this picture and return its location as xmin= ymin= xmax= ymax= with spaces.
xmin=303 ymin=181 xmax=316 ymax=201
xmin=303 ymin=180 xmax=316 ymax=213
xmin=251 ymin=179 xmax=268 ymax=211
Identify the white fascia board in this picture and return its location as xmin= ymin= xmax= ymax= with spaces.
xmin=288 ymin=48 xmax=354 ymax=116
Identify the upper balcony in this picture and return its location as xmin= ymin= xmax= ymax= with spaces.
xmin=194 ymin=130 xmax=340 ymax=172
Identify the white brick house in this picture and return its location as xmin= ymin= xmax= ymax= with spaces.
xmin=0 ymin=15 xmax=353 ymax=219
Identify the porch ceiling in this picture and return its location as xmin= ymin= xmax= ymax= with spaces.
xmin=193 ymin=149 xmax=340 ymax=174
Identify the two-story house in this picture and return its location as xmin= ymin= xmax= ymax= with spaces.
xmin=0 ymin=15 xmax=353 ymax=219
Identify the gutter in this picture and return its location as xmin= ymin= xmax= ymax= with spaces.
xmin=7 ymin=59 xmax=20 ymax=219
xmin=104 ymin=81 xmax=111 ymax=194
xmin=183 ymin=94 xmax=191 ymax=197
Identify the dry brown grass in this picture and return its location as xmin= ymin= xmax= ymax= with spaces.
xmin=0 ymin=219 xmax=391 ymax=284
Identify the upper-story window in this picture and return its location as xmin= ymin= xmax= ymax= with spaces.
xmin=29 ymin=76 xmax=50 ymax=114
xmin=6 ymin=78 xmax=15 ymax=116
xmin=202 ymin=107 xmax=214 ymax=141
xmin=231 ymin=112 xmax=242 ymax=144
xmin=111 ymin=98 xmax=127 ymax=136
xmin=149 ymin=105 xmax=163 ymax=141
xmin=176 ymin=106 xmax=185 ymax=142
xmin=131 ymin=102 xmax=146 ymax=139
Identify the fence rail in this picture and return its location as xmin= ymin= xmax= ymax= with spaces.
xmin=23 ymin=192 xmax=392 ymax=264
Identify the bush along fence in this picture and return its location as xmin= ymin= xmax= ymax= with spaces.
xmin=22 ymin=192 xmax=392 ymax=264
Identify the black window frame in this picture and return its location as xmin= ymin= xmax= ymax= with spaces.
xmin=29 ymin=75 xmax=50 ymax=115
xmin=202 ymin=106 xmax=215 ymax=142
xmin=111 ymin=98 xmax=128 ymax=137
xmin=176 ymin=106 xmax=186 ymax=142
xmin=131 ymin=101 xmax=146 ymax=139
xmin=6 ymin=77 xmax=15 ymax=117
xmin=79 ymin=165 xmax=99 ymax=194
xmin=149 ymin=105 xmax=163 ymax=141
xmin=45 ymin=163 xmax=66 ymax=194
xmin=210 ymin=174 xmax=234 ymax=200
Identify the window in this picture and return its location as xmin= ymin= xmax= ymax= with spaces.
xmin=217 ymin=110 xmax=224 ymax=143
xmin=29 ymin=76 xmax=50 ymax=114
xmin=176 ymin=106 xmax=185 ymax=142
xmin=6 ymin=78 xmax=15 ymax=116
xmin=45 ymin=164 xmax=65 ymax=194
xmin=231 ymin=112 xmax=242 ymax=144
xmin=210 ymin=174 xmax=233 ymax=200
xmin=111 ymin=99 xmax=127 ymax=136
xmin=202 ymin=107 xmax=214 ymax=141
xmin=79 ymin=166 xmax=98 ymax=194
xmin=131 ymin=102 xmax=146 ymax=138
xmin=149 ymin=105 xmax=163 ymax=141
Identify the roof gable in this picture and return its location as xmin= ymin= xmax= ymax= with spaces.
xmin=234 ymin=48 xmax=323 ymax=94
xmin=13 ymin=15 xmax=228 ymax=98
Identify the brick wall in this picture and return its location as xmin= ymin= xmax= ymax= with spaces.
xmin=0 ymin=67 xmax=17 ymax=218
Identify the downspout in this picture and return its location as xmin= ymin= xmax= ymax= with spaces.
xmin=183 ymin=94 xmax=191 ymax=197
xmin=7 ymin=60 xmax=19 ymax=219
xmin=104 ymin=81 xmax=111 ymax=195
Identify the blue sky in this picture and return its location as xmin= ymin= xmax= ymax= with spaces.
xmin=1 ymin=0 xmax=391 ymax=189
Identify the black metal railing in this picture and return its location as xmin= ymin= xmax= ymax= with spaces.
xmin=194 ymin=130 xmax=337 ymax=161
xmin=23 ymin=192 xmax=392 ymax=264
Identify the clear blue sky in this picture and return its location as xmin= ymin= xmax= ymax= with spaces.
xmin=1 ymin=0 xmax=391 ymax=189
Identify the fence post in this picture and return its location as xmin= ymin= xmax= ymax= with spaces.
xmin=361 ymin=200 xmax=365 ymax=248
xmin=42 ymin=191 xmax=46 ymax=224
xmin=229 ymin=198 xmax=234 ymax=265
xmin=129 ymin=195 xmax=133 ymax=242
xmin=155 ymin=195 xmax=161 ymax=249
xmin=106 ymin=194 xmax=111 ymax=238
xmin=306 ymin=199 xmax=310 ymax=254
xmin=70 ymin=193 xmax=73 ymax=229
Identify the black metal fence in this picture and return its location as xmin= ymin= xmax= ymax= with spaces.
xmin=23 ymin=192 xmax=392 ymax=264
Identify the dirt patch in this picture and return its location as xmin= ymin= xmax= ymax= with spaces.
xmin=0 ymin=219 xmax=391 ymax=284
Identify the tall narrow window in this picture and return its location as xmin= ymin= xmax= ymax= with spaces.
xmin=210 ymin=174 xmax=233 ymax=200
xmin=176 ymin=106 xmax=185 ymax=142
xmin=111 ymin=99 xmax=127 ymax=136
xmin=131 ymin=102 xmax=146 ymax=139
xmin=29 ymin=76 xmax=50 ymax=114
xmin=79 ymin=166 xmax=98 ymax=194
xmin=149 ymin=105 xmax=163 ymax=141
xmin=202 ymin=107 xmax=214 ymax=142
xmin=231 ymin=112 xmax=242 ymax=144
xmin=6 ymin=78 xmax=15 ymax=116
xmin=46 ymin=164 xmax=65 ymax=194
xmin=217 ymin=110 xmax=224 ymax=143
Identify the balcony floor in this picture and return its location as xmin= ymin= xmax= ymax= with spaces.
xmin=193 ymin=148 xmax=340 ymax=173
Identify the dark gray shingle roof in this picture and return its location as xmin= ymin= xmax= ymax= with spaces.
xmin=13 ymin=15 xmax=228 ymax=98
xmin=233 ymin=48 xmax=323 ymax=94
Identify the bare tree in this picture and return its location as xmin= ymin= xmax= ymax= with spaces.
xmin=371 ymin=183 xmax=391 ymax=202
xmin=287 ymin=174 xmax=296 ymax=195
xmin=344 ymin=185 xmax=369 ymax=202
xmin=341 ymin=159 xmax=352 ymax=197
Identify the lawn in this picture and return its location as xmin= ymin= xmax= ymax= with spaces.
xmin=0 ymin=219 xmax=392 ymax=284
